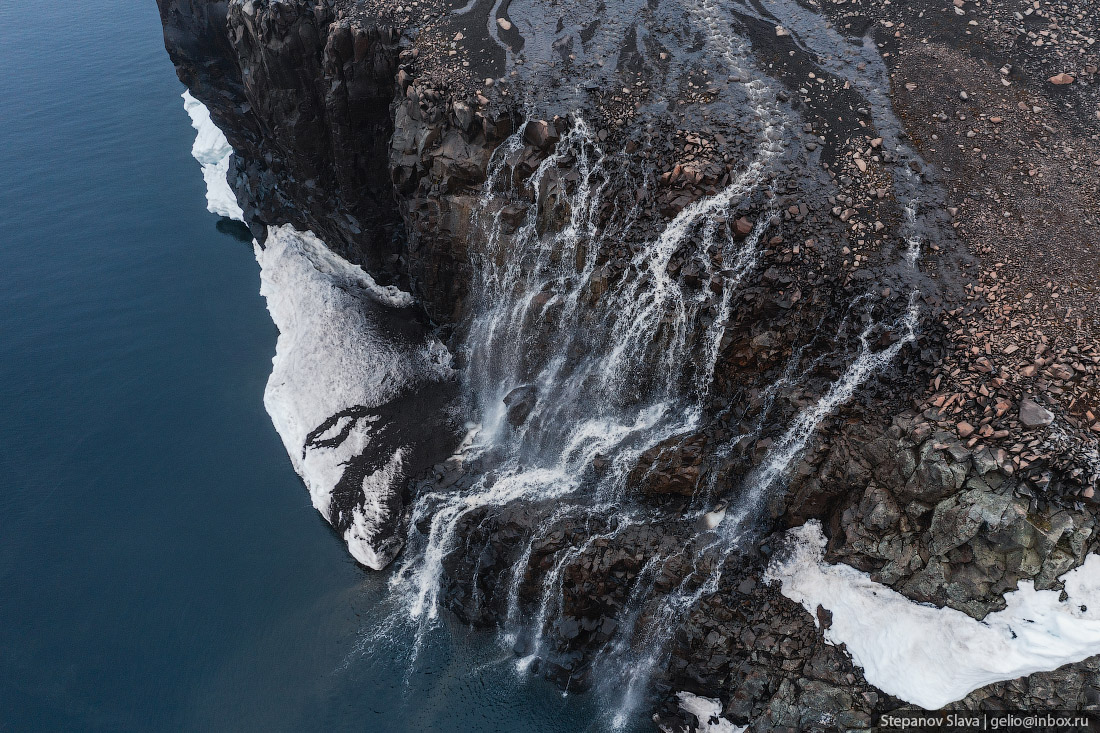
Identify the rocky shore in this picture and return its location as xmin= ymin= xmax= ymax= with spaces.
xmin=159 ymin=0 xmax=1100 ymax=728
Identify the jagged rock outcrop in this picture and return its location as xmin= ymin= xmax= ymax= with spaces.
xmin=387 ymin=82 xmax=520 ymax=322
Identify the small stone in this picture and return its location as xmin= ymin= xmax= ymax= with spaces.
xmin=775 ymin=25 xmax=790 ymax=36
xmin=497 ymin=17 xmax=512 ymax=30
xmin=1049 ymin=364 xmax=1075 ymax=381
xmin=484 ymin=78 xmax=495 ymax=87
xmin=503 ymin=385 xmax=537 ymax=426
xmin=452 ymin=101 xmax=473 ymax=130
xmin=1049 ymin=73 xmax=1075 ymax=85
xmin=957 ymin=422 xmax=975 ymax=438
xmin=523 ymin=119 xmax=559 ymax=148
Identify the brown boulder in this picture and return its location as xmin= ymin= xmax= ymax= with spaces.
xmin=1019 ymin=398 xmax=1054 ymax=428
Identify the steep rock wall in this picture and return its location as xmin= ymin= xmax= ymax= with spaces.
xmin=159 ymin=0 xmax=405 ymax=281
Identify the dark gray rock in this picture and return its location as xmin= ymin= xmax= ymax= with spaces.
xmin=1019 ymin=398 xmax=1055 ymax=428
xmin=504 ymin=384 xmax=538 ymax=426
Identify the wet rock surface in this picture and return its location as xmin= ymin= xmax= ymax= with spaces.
xmin=159 ymin=0 xmax=1100 ymax=728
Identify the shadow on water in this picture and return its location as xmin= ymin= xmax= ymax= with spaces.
xmin=215 ymin=217 xmax=255 ymax=243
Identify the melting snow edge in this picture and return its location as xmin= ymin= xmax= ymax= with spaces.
xmin=766 ymin=520 xmax=1100 ymax=709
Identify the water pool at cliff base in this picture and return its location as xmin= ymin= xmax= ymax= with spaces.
xmin=0 ymin=2 xmax=617 ymax=730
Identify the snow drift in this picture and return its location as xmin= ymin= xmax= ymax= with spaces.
xmin=767 ymin=520 xmax=1100 ymax=709
xmin=182 ymin=90 xmax=244 ymax=221
xmin=675 ymin=692 xmax=746 ymax=733
xmin=182 ymin=90 xmax=456 ymax=570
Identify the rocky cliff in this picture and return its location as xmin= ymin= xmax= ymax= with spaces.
xmin=160 ymin=0 xmax=1100 ymax=728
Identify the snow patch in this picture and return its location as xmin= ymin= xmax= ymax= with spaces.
xmin=256 ymin=224 xmax=451 ymax=569
xmin=344 ymin=449 xmax=406 ymax=569
xmin=676 ymin=692 xmax=746 ymax=733
xmin=182 ymin=90 xmax=244 ymax=221
xmin=766 ymin=520 xmax=1100 ymax=709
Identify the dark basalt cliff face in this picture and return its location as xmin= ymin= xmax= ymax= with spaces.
xmin=159 ymin=0 xmax=1100 ymax=728
xmin=158 ymin=0 xmax=518 ymax=320
xmin=160 ymin=0 xmax=406 ymax=279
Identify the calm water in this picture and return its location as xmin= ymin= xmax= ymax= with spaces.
xmin=0 ymin=3 xmax=616 ymax=730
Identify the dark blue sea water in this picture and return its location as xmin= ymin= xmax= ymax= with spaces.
xmin=0 ymin=3 xmax=614 ymax=730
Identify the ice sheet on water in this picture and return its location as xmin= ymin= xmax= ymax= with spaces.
xmin=182 ymin=90 xmax=244 ymax=221
xmin=767 ymin=520 xmax=1100 ymax=709
xmin=257 ymin=224 xmax=452 ymax=569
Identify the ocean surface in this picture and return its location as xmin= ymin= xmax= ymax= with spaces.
xmin=0 ymin=2 xmax=613 ymax=730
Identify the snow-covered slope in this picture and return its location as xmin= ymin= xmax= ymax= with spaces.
xmin=256 ymin=225 xmax=453 ymax=569
xmin=182 ymin=89 xmax=456 ymax=570
xmin=767 ymin=521 xmax=1100 ymax=709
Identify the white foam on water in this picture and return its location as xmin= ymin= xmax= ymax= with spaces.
xmin=256 ymin=224 xmax=450 ymax=569
xmin=182 ymin=90 xmax=244 ymax=221
xmin=767 ymin=520 xmax=1100 ymax=710
xmin=676 ymin=692 xmax=746 ymax=733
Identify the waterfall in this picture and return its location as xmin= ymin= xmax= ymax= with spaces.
xmin=389 ymin=111 xmax=782 ymax=629
xmin=374 ymin=0 xmax=930 ymax=720
xmin=380 ymin=107 xmax=924 ymax=721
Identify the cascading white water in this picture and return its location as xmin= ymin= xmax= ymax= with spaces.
xmin=388 ymin=102 xmax=786 ymax=629
xmin=904 ymin=201 xmax=923 ymax=267
xmin=388 ymin=0 xmax=803 ymax=629
xmin=374 ymin=0 xmax=930 ymax=721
